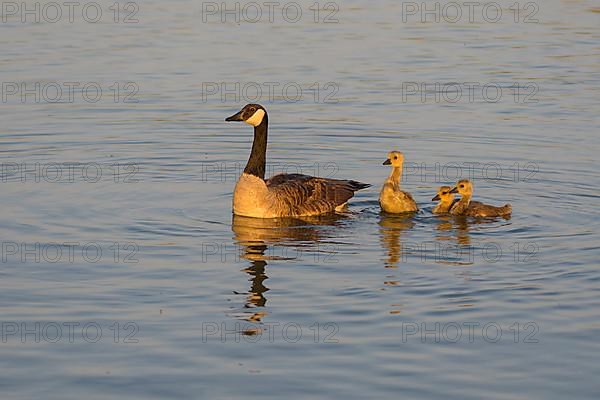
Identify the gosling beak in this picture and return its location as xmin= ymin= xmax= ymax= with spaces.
xmin=450 ymin=187 xmax=459 ymax=194
xmin=383 ymin=159 xmax=391 ymax=165
xmin=432 ymin=194 xmax=441 ymax=201
xmin=225 ymin=110 xmax=244 ymax=122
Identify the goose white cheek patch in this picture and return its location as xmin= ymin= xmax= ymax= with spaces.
xmin=245 ymin=109 xmax=265 ymax=127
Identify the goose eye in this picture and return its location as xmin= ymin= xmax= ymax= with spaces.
xmin=249 ymin=107 xmax=255 ymax=112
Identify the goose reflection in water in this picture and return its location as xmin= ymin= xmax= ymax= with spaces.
xmin=231 ymin=214 xmax=346 ymax=323
xmin=434 ymin=215 xmax=472 ymax=246
xmin=377 ymin=214 xmax=415 ymax=315
xmin=433 ymin=214 xmax=511 ymax=265
xmin=378 ymin=214 xmax=416 ymax=270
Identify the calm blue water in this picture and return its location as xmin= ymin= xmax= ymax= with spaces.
xmin=1 ymin=1 xmax=599 ymax=399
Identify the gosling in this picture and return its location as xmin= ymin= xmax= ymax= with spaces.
xmin=432 ymin=186 xmax=457 ymax=214
xmin=449 ymin=179 xmax=512 ymax=217
xmin=379 ymin=151 xmax=418 ymax=214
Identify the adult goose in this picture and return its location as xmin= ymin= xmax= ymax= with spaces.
xmin=449 ymin=179 xmax=512 ymax=217
xmin=225 ymin=104 xmax=370 ymax=218
xmin=379 ymin=151 xmax=418 ymax=214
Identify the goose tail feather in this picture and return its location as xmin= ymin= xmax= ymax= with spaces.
xmin=347 ymin=180 xmax=371 ymax=191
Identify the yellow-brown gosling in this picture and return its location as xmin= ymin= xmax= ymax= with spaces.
xmin=225 ymin=104 xmax=370 ymax=218
xmin=449 ymin=179 xmax=512 ymax=217
xmin=379 ymin=151 xmax=418 ymax=214
xmin=432 ymin=185 xmax=457 ymax=214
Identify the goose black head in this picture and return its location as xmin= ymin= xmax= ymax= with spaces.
xmin=383 ymin=150 xmax=405 ymax=167
xmin=225 ymin=104 xmax=267 ymax=127
xmin=432 ymin=185 xmax=454 ymax=202
xmin=450 ymin=179 xmax=473 ymax=196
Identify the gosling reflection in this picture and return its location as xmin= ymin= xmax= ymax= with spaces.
xmin=433 ymin=214 xmax=511 ymax=265
xmin=454 ymin=216 xmax=472 ymax=246
xmin=430 ymin=214 xmax=473 ymax=265
xmin=231 ymin=214 xmax=345 ymax=322
xmin=378 ymin=214 xmax=415 ymax=269
xmin=434 ymin=214 xmax=472 ymax=246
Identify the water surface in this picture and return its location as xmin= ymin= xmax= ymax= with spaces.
xmin=1 ymin=1 xmax=599 ymax=399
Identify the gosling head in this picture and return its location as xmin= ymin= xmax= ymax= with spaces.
xmin=450 ymin=179 xmax=473 ymax=196
xmin=432 ymin=186 xmax=454 ymax=202
xmin=382 ymin=151 xmax=405 ymax=167
xmin=225 ymin=104 xmax=267 ymax=127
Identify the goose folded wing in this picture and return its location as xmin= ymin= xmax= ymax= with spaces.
xmin=266 ymin=174 xmax=364 ymax=215
xmin=399 ymin=191 xmax=416 ymax=203
xmin=383 ymin=186 xmax=415 ymax=204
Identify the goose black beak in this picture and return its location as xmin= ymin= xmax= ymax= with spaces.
xmin=225 ymin=110 xmax=244 ymax=122
xmin=432 ymin=194 xmax=441 ymax=201
xmin=383 ymin=159 xmax=391 ymax=165
xmin=450 ymin=187 xmax=459 ymax=194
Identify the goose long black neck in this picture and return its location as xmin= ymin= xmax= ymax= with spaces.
xmin=244 ymin=115 xmax=268 ymax=179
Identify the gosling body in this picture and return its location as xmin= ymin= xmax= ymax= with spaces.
xmin=449 ymin=179 xmax=512 ymax=217
xmin=379 ymin=151 xmax=418 ymax=214
xmin=432 ymin=186 xmax=458 ymax=214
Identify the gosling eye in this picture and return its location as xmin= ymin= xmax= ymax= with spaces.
xmin=393 ymin=156 xmax=398 ymax=160
xmin=460 ymin=185 xmax=464 ymax=188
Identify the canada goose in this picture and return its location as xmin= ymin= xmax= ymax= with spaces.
xmin=449 ymin=179 xmax=512 ymax=217
xmin=432 ymin=185 xmax=457 ymax=214
xmin=225 ymin=104 xmax=370 ymax=218
xmin=379 ymin=151 xmax=418 ymax=213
